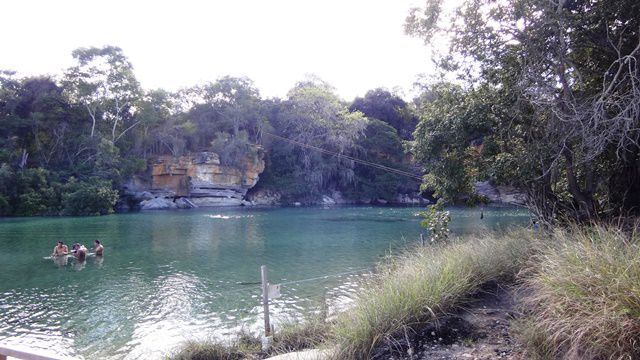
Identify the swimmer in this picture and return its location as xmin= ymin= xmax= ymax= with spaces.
xmin=52 ymin=241 xmax=69 ymax=256
xmin=72 ymin=243 xmax=87 ymax=261
xmin=94 ymin=239 xmax=104 ymax=256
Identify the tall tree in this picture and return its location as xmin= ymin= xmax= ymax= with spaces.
xmin=350 ymin=88 xmax=417 ymax=140
xmin=63 ymin=46 xmax=142 ymax=141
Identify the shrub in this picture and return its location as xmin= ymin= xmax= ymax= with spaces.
xmin=62 ymin=177 xmax=119 ymax=216
xmin=418 ymin=199 xmax=450 ymax=244
xmin=517 ymin=226 xmax=640 ymax=360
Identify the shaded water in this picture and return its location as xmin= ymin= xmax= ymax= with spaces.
xmin=0 ymin=206 xmax=529 ymax=359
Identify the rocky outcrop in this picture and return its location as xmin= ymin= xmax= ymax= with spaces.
xmin=122 ymin=149 xmax=265 ymax=210
xmin=394 ymin=193 xmax=429 ymax=205
xmin=246 ymin=190 xmax=428 ymax=207
xmin=246 ymin=189 xmax=282 ymax=206
xmin=151 ymin=151 xmax=264 ymax=202
xmin=140 ymin=197 xmax=178 ymax=210
xmin=474 ymin=181 xmax=527 ymax=205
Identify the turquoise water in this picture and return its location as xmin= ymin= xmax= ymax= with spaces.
xmin=0 ymin=206 xmax=528 ymax=359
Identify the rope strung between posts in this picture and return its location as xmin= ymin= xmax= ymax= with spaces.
xmin=213 ymin=267 xmax=373 ymax=297
xmin=262 ymin=132 xmax=424 ymax=181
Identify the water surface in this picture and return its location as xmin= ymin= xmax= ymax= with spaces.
xmin=0 ymin=206 xmax=528 ymax=359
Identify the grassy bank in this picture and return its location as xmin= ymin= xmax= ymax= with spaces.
xmin=170 ymin=226 xmax=640 ymax=360
xmin=330 ymin=229 xmax=538 ymax=359
xmin=516 ymin=226 xmax=640 ymax=360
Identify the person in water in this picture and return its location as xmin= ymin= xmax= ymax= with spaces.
xmin=51 ymin=241 xmax=69 ymax=256
xmin=94 ymin=239 xmax=104 ymax=256
xmin=72 ymin=243 xmax=87 ymax=261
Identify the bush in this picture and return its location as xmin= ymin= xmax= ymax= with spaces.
xmin=15 ymin=191 xmax=47 ymax=216
xmin=517 ymin=226 xmax=640 ymax=360
xmin=62 ymin=177 xmax=119 ymax=216
xmin=418 ymin=199 xmax=450 ymax=244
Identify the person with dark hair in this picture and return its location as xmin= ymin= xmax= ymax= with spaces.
xmin=94 ymin=239 xmax=104 ymax=256
xmin=532 ymin=220 xmax=540 ymax=232
xmin=51 ymin=241 xmax=69 ymax=256
xmin=72 ymin=243 xmax=87 ymax=262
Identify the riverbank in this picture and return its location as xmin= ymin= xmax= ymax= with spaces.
xmin=170 ymin=225 xmax=640 ymax=360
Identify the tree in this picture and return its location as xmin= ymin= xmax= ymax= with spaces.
xmin=407 ymin=0 xmax=640 ymax=220
xmin=63 ymin=46 xmax=142 ymax=141
xmin=350 ymin=88 xmax=417 ymax=140
xmin=348 ymin=119 xmax=418 ymax=201
xmin=260 ymin=77 xmax=368 ymax=200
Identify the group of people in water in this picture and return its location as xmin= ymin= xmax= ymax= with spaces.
xmin=51 ymin=239 xmax=104 ymax=262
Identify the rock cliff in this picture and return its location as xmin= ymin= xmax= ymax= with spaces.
xmin=474 ymin=181 xmax=527 ymax=205
xmin=125 ymin=149 xmax=265 ymax=210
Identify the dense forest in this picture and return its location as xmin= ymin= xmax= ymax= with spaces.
xmin=0 ymin=48 xmax=419 ymax=216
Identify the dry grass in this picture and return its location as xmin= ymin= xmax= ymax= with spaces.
xmin=517 ymin=225 xmax=640 ymax=360
xmin=329 ymin=229 xmax=539 ymax=360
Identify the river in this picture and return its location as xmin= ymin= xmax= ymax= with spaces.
xmin=0 ymin=206 xmax=528 ymax=359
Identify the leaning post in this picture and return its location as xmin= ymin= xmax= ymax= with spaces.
xmin=261 ymin=265 xmax=271 ymax=337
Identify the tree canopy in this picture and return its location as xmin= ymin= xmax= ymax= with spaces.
xmin=407 ymin=0 xmax=640 ymax=221
xmin=0 ymin=47 xmax=419 ymax=215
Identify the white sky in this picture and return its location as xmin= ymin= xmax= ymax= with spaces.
xmin=2 ymin=0 xmax=438 ymax=101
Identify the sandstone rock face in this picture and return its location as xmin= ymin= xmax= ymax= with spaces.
xmin=175 ymin=197 xmax=197 ymax=209
xmin=149 ymin=149 xmax=265 ymax=207
xmin=395 ymin=193 xmax=429 ymax=205
xmin=247 ymin=189 xmax=282 ymax=206
xmin=140 ymin=197 xmax=178 ymax=210
xmin=474 ymin=181 xmax=527 ymax=205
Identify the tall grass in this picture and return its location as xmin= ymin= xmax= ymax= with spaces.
xmin=330 ymin=229 xmax=538 ymax=359
xmin=517 ymin=226 xmax=640 ymax=360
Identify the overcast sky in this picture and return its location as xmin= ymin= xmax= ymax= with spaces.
xmin=2 ymin=0 xmax=438 ymax=101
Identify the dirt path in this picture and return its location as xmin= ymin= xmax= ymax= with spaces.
xmin=372 ymin=284 xmax=524 ymax=360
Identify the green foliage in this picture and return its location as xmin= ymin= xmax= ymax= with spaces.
xmin=1 ymin=47 xmax=425 ymax=215
xmin=350 ymin=88 xmax=417 ymax=140
xmin=258 ymin=77 xmax=370 ymax=201
xmin=209 ymin=131 xmax=258 ymax=170
xmin=407 ymin=0 xmax=640 ymax=220
xmin=62 ymin=177 xmax=119 ymax=216
xmin=345 ymin=119 xmax=417 ymax=201
xmin=418 ymin=199 xmax=450 ymax=243
xmin=412 ymin=83 xmax=529 ymax=203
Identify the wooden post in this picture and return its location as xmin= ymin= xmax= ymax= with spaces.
xmin=261 ymin=265 xmax=271 ymax=337
xmin=420 ymin=233 xmax=425 ymax=246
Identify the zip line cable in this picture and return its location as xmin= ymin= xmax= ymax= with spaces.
xmin=262 ymin=132 xmax=424 ymax=181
